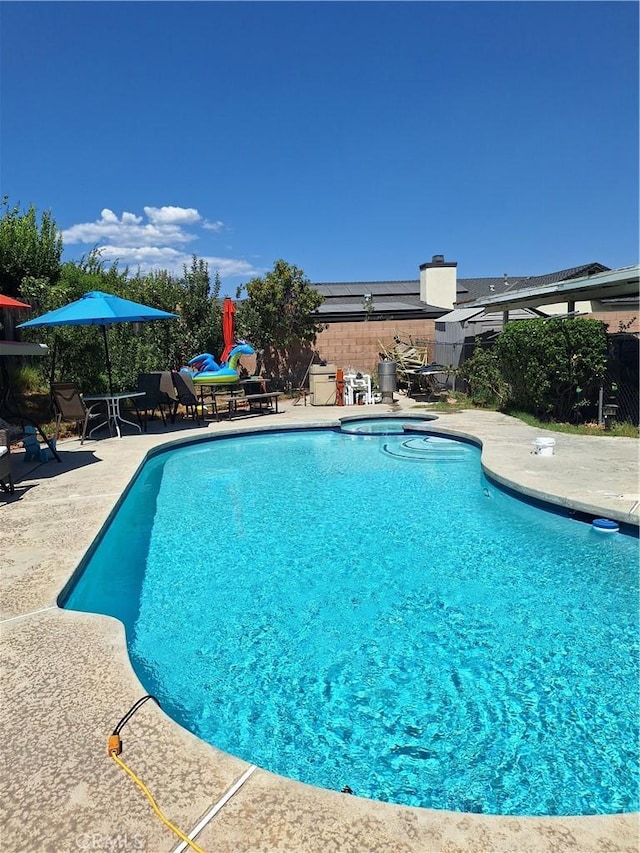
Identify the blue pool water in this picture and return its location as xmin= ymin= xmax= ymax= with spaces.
xmin=340 ymin=417 xmax=433 ymax=434
xmin=63 ymin=428 xmax=639 ymax=816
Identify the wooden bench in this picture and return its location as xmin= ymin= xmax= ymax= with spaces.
xmin=217 ymin=391 xmax=283 ymax=420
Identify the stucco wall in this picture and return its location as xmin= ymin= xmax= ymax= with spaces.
xmin=315 ymin=319 xmax=436 ymax=374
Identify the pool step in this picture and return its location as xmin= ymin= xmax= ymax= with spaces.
xmin=381 ymin=436 xmax=469 ymax=462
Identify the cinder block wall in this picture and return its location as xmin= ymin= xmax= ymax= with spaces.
xmin=248 ymin=309 xmax=638 ymax=385
xmin=315 ymin=319 xmax=436 ymax=375
xmin=589 ymin=310 xmax=638 ymax=334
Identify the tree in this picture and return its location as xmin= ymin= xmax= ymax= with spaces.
xmin=236 ymin=259 xmax=325 ymax=380
xmin=19 ymin=252 xmax=131 ymax=392
xmin=19 ymin=251 xmax=224 ymax=393
xmin=0 ymin=198 xmax=63 ymax=296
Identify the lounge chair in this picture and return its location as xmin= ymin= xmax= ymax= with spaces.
xmin=51 ymin=382 xmax=107 ymax=444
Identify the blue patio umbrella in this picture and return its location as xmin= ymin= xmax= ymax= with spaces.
xmin=18 ymin=290 xmax=178 ymax=394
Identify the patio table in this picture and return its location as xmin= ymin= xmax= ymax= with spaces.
xmin=83 ymin=391 xmax=146 ymax=439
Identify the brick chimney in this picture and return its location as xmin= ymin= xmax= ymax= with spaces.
xmin=419 ymin=254 xmax=458 ymax=309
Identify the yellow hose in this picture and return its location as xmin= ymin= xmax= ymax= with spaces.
xmin=110 ymin=750 xmax=207 ymax=853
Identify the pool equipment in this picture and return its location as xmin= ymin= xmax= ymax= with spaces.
xmin=108 ymin=695 xmax=207 ymax=853
xmin=309 ymin=363 xmax=337 ymax=405
xmin=592 ymin=518 xmax=620 ymax=534
xmin=378 ymin=359 xmax=396 ymax=404
xmin=533 ymin=437 xmax=556 ymax=456
xmin=343 ymin=371 xmax=374 ymax=405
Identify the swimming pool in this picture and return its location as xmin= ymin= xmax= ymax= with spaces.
xmin=62 ymin=427 xmax=639 ymax=816
xmin=339 ymin=415 xmax=436 ymax=434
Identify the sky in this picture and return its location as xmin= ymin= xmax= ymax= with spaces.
xmin=1 ymin=1 xmax=638 ymax=296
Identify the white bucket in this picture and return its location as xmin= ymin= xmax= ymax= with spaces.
xmin=533 ymin=437 xmax=556 ymax=457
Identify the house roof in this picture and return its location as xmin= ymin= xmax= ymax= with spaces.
xmin=313 ymin=263 xmax=612 ymax=316
xmin=316 ymin=297 xmax=444 ymax=323
xmin=316 ymin=280 xmax=419 ymax=298
xmin=456 ymin=263 xmax=611 ymax=304
xmin=467 ymin=265 xmax=640 ymax=312
xmin=314 ymin=279 xmax=445 ymax=320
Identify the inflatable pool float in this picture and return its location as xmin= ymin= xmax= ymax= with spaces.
xmin=185 ymin=342 xmax=255 ymax=385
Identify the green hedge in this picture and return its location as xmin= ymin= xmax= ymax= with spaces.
xmin=494 ymin=318 xmax=608 ymax=421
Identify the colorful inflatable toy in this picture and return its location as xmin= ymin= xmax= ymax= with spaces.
xmin=187 ymin=352 xmax=220 ymax=374
xmin=183 ymin=342 xmax=255 ymax=385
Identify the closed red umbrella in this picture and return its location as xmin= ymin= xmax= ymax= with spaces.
xmin=221 ymin=297 xmax=236 ymax=363
xmin=0 ymin=294 xmax=30 ymax=309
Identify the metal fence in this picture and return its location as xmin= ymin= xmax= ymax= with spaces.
xmin=421 ymin=329 xmax=639 ymax=424
xmin=604 ymin=333 xmax=639 ymax=425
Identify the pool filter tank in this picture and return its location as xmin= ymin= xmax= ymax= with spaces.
xmin=378 ymin=360 xmax=397 ymax=404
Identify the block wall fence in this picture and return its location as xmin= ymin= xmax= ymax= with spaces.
xmin=242 ymin=310 xmax=637 ymax=385
xmin=589 ymin=310 xmax=638 ymax=334
xmin=314 ymin=319 xmax=437 ymax=375
xmin=312 ymin=311 xmax=638 ymax=377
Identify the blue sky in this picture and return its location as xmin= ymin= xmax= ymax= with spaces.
xmin=2 ymin=1 xmax=638 ymax=295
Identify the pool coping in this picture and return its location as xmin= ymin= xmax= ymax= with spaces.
xmin=1 ymin=400 xmax=638 ymax=852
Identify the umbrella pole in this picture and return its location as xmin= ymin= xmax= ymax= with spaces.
xmin=102 ymin=325 xmax=114 ymax=395
xmin=49 ymin=336 xmax=58 ymax=387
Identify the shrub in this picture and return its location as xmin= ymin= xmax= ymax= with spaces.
xmin=8 ymin=363 xmax=47 ymax=394
xmin=460 ymin=345 xmax=507 ymax=408
xmin=495 ymin=318 xmax=608 ymax=421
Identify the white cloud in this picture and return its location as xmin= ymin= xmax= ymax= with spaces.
xmin=97 ymin=245 xmax=185 ymax=265
xmin=203 ymin=256 xmax=260 ymax=278
xmin=63 ymin=205 xmax=258 ymax=281
xmin=100 ymin=208 xmax=120 ymax=224
xmin=202 ymin=219 xmax=225 ymax=232
xmin=62 ymin=208 xmax=197 ymax=247
xmin=144 ymin=206 xmax=201 ymax=225
xmin=96 ymin=244 xmax=260 ymax=279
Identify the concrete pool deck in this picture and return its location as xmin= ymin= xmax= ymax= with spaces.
xmin=1 ymin=397 xmax=638 ymax=853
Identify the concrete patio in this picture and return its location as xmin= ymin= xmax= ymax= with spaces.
xmin=1 ymin=396 xmax=638 ymax=853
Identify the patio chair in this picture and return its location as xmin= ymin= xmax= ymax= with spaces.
xmin=136 ymin=373 xmax=172 ymax=431
xmin=0 ymin=428 xmax=14 ymax=493
xmin=51 ymin=382 xmax=107 ymax=444
xmin=172 ymin=371 xmax=203 ymax=422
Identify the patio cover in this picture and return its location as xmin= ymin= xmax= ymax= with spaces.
xmin=0 ymin=341 xmax=49 ymax=357
xmin=466 ymin=265 xmax=640 ymax=312
xmin=437 ymin=306 xmax=485 ymax=323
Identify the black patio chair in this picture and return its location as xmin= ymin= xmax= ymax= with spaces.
xmin=136 ymin=373 xmax=173 ymax=431
xmin=172 ymin=371 xmax=203 ymax=423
